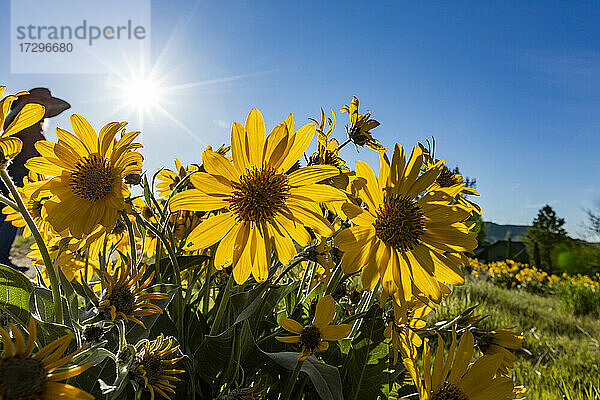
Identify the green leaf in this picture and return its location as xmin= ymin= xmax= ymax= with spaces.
xmin=193 ymin=320 xmax=237 ymax=382
xmin=261 ymin=351 xmax=344 ymax=400
xmin=155 ymin=255 xmax=210 ymax=275
xmin=0 ymin=264 xmax=33 ymax=327
xmin=29 ymin=287 xmax=55 ymax=323
xmin=57 ymin=267 xmax=79 ymax=326
xmin=183 ymin=305 xmax=209 ymax=356
xmin=33 ymin=318 xmax=73 ymax=347
xmin=342 ymin=304 xmax=390 ymax=400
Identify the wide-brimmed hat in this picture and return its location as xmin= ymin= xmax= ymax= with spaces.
xmin=3 ymin=88 xmax=70 ymax=130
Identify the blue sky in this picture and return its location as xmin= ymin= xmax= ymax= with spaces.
xmin=1 ymin=1 xmax=599 ymax=238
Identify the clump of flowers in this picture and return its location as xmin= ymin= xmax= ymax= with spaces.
xmin=0 ymin=86 xmax=530 ymax=398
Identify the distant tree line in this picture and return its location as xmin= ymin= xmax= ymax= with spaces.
xmin=523 ymin=205 xmax=600 ymax=274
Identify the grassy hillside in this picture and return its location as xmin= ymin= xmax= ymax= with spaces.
xmin=431 ymin=276 xmax=600 ymax=399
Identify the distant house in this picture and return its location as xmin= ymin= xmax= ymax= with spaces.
xmin=475 ymin=239 xmax=529 ymax=263
xmin=475 ymin=222 xmax=531 ymax=263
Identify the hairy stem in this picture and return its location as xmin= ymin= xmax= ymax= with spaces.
xmin=0 ymin=169 xmax=63 ymax=323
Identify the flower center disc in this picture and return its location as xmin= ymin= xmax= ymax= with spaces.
xmin=107 ymin=286 xmax=136 ymax=315
xmin=374 ymin=195 xmax=425 ymax=252
xmin=300 ymin=324 xmax=321 ymax=350
xmin=430 ymin=383 xmax=469 ymax=400
xmin=70 ymin=154 xmax=114 ymax=202
xmin=229 ymin=166 xmax=289 ymax=223
xmin=141 ymin=353 xmax=163 ymax=384
xmin=111 ymin=218 xmax=127 ymax=235
xmin=0 ymin=357 xmax=47 ymax=398
xmin=436 ymin=166 xmax=461 ymax=188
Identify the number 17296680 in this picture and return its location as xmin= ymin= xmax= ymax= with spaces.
xmin=19 ymin=42 xmax=73 ymax=52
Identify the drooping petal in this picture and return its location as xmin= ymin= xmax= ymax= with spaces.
xmin=320 ymin=324 xmax=352 ymax=341
xmin=185 ymin=212 xmax=237 ymax=250
xmin=276 ymin=335 xmax=301 ymax=344
xmin=280 ymin=318 xmax=303 ymax=334
xmin=448 ymin=330 xmax=475 ymax=384
xmin=3 ymin=104 xmax=45 ymax=137
xmin=313 ymin=295 xmax=336 ymax=328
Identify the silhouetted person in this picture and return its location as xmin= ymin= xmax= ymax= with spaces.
xmin=0 ymin=88 xmax=70 ymax=272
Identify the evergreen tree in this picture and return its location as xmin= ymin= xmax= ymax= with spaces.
xmin=524 ymin=205 xmax=568 ymax=272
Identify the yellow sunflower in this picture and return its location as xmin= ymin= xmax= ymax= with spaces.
xmin=0 ymin=316 xmax=94 ymax=399
xmin=334 ymin=144 xmax=478 ymax=304
xmin=98 ymin=261 xmax=167 ymax=327
xmin=276 ymin=295 xmax=352 ymax=361
xmin=340 ymin=96 xmax=385 ymax=152
xmin=297 ymin=238 xmax=337 ymax=289
xmin=421 ymin=148 xmax=481 ymax=214
xmin=25 ymin=114 xmax=143 ymax=238
xmin=402 ymin=330 xmax=516 ymax=400
xmin=76 ymin=212 xmax=140 ymax=262
xmin=0 ymin=87 xmax=45 ymax=168
xmin=155 ymin=158 xmax=198 ymax=199
xmin=475 ymin=328 xmax=523 ymax=375
xmin=28 ymin=239 xmax=99 ymax=283
xmin=131 ymin=334 xmax=185 ymax=400
xmin=170 ymin=109 xmax=346 ymax=284
xmin=308 ymin=108 xmax=347 ymax=170
xmin=1 ymin=172 xmax=57 ymax=240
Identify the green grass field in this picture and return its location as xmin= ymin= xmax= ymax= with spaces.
xmin=431 ymin=276 xmax=600 ymax=399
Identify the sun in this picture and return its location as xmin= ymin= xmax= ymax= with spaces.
xmin=123 ymin=76 xmax=163 ymax=111
xmin=111 ymin=72 xmax=167 ymax=128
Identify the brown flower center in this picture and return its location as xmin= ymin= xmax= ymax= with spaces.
xmin=142 ymin=206 xmax=154 ymax=220
xmin=29 ymin=200 xmax=43 ymax=219
xmin=140 ymin=353 xmax=164 ymax=385
xmin=436 ymin=166 xmax=461 ymax=188
xmin=309 ymin=150 xmax=344 ymax=167
xmin=0 ymin=356 xmax=47 ymax=398
xmin=111 ymin=218 xmax=127 ymax=235
xmin=374 ymin=195 xmax=425 ymax=252
xmin=106 ymin=285 xmax=136 ymax=315
xmin=430 ymin=383 xmax=469 ymax=400
xmin=229 ymin=166 xmax=289 ymax=223
xmin=83 ymin=324 xmax=105 ymax=343
xmin=70 ymin=154 xmax=114 ymax=202
xmin=300 ymin=324 xmax=321 ymax=351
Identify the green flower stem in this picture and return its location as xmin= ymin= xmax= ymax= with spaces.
xmin=273 ymin=258 xmax=303 ymax=286
xmin=351 ymin=282 xmax=380 ymax=336
xmin=136 ymin=214 xmax=181 ymax=286
xmin=134 ymin=213 xmax=185 ymax=342
xmin=324 ymin=264 xmax=342 ymax=295
xmin=202 ymin=246 xmax=218 ymax=315
xmin=337 ymin=138 xmax=352 ymax=151
xmin=209 ymin=273 xmax=234 ymax=336
xmin=0 ymin=169 xmax=63 ymax=324
xmin=121 ymin=211 xmax=137 ymax=269
xmin=296 ymin=261 xmax=313 ymax=300
xmin=154 ymin=239 xmax=163 ymax=282
xmin=117 ymin=319 xmax=127 ymax=352
xmin=0 ymin=194 xmax=17 ymax=210
xmin=281 ymin=359 xmax=304 ymax=400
